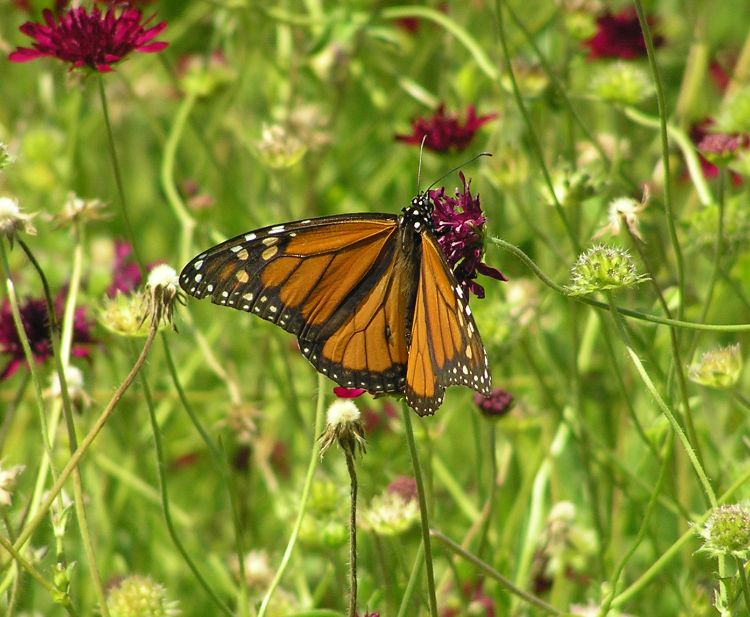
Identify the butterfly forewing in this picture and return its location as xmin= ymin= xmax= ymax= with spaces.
xmin=180 ymin=214 xmax=399 ymax=342
xmin=405 ymin=233 xmax=491 ymax=416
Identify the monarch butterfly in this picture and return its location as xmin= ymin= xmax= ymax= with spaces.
xmin=179 ymin=192 xmax=492 ymax=415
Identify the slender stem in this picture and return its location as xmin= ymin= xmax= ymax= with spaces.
xmin=612 ymin=464 xmax=750 ymax=607
xmin=401 ymin=404 xmax=438 ymax=617
xmin=737 ymin=557 xmax=750 ymax=615
xmin=345 ymin=451 xmax=358 ymax=617
xmin=7 ymin=322 xmax=158 ymax=557
xmin=0 ymin=537 xmax=79 ymax=616
xmin=160 ymin=89 xmax=198 ymax=266
xmin=495 ymin=0 xmax=578 ymax=254
xmin=97 ymin=75 xmax=144 ymax=270
xmin=632 ymin=0 xmax=685 ymax=321
xmin=599 ymin=435 xmax=671 ymax=616
xmin=396 ymin=543 xmax=425 ymax=617
xmin=136 ymin=341 xmax=233 ymax=616
xmin=258 ymin=374 xmax=327 ymax=617
xmin=489 ymin=236 xmax=750 ymax=331
xmin=431 ymin=530 xmax=563 ymax=615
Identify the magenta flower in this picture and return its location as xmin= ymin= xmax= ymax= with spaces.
xmin=0 ymin=295 xmax=94 ymax=380
xmin=107 ymin=240 xmax=142 ymax=297
xmin=474 ymin=388 xmax=514 ymax=418
xmin=690 ymin=119 xmax=745 ymax=186
xmin=396 ymin=105 xmax=496 ymax=153
xmin=584 ymin=9 xmax=663 ymax=60
xmin=332 ymin=386 xmax=366 ymax=399
xmin=429 ymin=173 xmax=507 ymax=299
xmin=8 ymin=5 xmax=167 ymax=72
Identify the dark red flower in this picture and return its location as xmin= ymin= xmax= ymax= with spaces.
xmin=396 ymin=105 xmax=496 ymax=153
xmin=584 ymin=9 xmax=663 ymax=60
xmin=690 ymin=119 xmax=745 ymax=186
xmin=0 ymin=295 xmax=94 ymax=380
xmin=474 ymin=388 xmax=514 ymax=418
xmin=387 ymin=476 xmax=418 ymax=502
xmin=9 ymin=5 xmax=168 ymax=72
xmin=107 ymin=240 xmax=142 ymax=297
xmin=709 ymin=59 xmax=732 ymax=92
xmin=395 ymin=17 xmax=420 ymax=33
xmin=429 ymin=173 xmax=506 ymax=299
xmin=333 ymin=386 xmax=366 ymax=399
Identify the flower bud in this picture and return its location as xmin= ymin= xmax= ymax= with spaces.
xmin=0 ymin=196 xmax=36 ymax=242
xmin=688 ymin=343 xmax=742 ymax=389
xmin=107 ymin=575 xmax=181 ymax=617
xmin=590 ymin=62 xmax=654 ymax=105
xmin=566 ymin=244 xmax=648 ymax=295
xmin=698 ymin=503 xmax=750 ymax=560
xmin=319 ymin=399 xmax=366 ymax=458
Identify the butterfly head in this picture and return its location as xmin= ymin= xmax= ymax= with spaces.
xmin=400 ymin=193 xmax=434 ymax=234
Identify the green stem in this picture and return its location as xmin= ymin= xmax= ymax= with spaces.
xmin=7 ymin=322 xmax=158 ymax=560
xmin=737 ymin=557 xmax=750 ymax=615
xmin=611 ymin=463 xmax=750 ymax=607
xmin=258 ymin=374 xmax=327 ymax=617
xmin=395 ymin=543 xmax=424 ymax=617
xmin=98 ymin=75 xmax=144 ymax=270
xmin=431 ymin=530 xmax=563 ymax=615
xmin=136 ymin=342 xmax=233 ymax=617
xmin=401 ymin=404 xmax=438 ymax=617
xmin=632 ymin=0 xmax=685 ymax=322
xmin=495 ymin=0 xmax=578 ymax=254
xmin=345 ymin=451 xmax=358 ymax=617
xmin=0 ymin=535 xmax=78 ymax=616
xmin=489 ymin=237 xmax=750 ymax=331
xmin=160 ymin=89 xmax=198 ymax=266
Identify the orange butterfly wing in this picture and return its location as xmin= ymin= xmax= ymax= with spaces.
xmin=180 ymin=214 xmax=400 ymax=342
xmin=405 ymin=233 xmax=491 ymax=415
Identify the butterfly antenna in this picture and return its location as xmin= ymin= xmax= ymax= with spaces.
xmin=425 ymin=152 xmax=492 ymax=194
xmin=416 ymin=134 xmax=428 ymax=193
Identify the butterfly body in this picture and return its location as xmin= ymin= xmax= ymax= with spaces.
xmin=180 ymin=194 xmax=491 ymax=415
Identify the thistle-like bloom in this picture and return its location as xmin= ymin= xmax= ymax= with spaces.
xmin=0 ymin=196 xmax=36 ymax=242
xmin=363 ymin=479 xmax=419 ymax=536
xmin=144 ymin=264 xmax=181 ymax=329
xmin=429 ymin=173 xmax=507 ymax=299
xmin=688 ymin=343 xmax=743 ymax=389
xmin=697 ymin=503 xmax=750 ymax=560
xmin=594 ymin=189 xmax=649 ymax=241
xmin=474 ymin=388 xmax=514 ymax=418
xmin=566 ymin=245 xmax=648 ymax=296
xmin=396 ymin=105 xmax=496 ymax=153
xmin=106 ymin=575 xmax=180 ymax=617
xmin=0 ymin=463 xmax=24 ymax=507
xmin=0 ymin=296 xmax=94 ymax=380
xmin=9 ymin=6 xmax=168 ymax=72
xmin=584 ymin=8 xmax=663 ymax=60
xmin=318 ymin=399 xmax=366 ymax=457
xmin=254 ymin=124 xmax=306 ymax=169
xmin=690 ymin=119 xmax=745 ymax=186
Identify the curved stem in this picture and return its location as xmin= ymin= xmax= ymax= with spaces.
xmin=258 ymin=374 xmax=327 ymax=617
xmin=345 ymin=451 xmax=358 ymax=617
xmin=137 ymin=342 xmax=232 ymax=617
xmin=98 ymin=76 xmax=144 ymax=270
xmin=489 ymin=237 xmax=750 ymax=331
xmin=401 ymin=404 xmax=438 ymax=617
xmin=632 ymin=0 xmax=685 ymax=321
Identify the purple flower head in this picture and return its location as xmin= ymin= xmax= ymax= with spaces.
xmin=9 ymin=5 xmax=168 ymax=72
xmin=584 ymin=8 xmax=663 ymax=60
xmin=429 ymin=173 xmax=507 ymax=299
xmin=396 ymin=105 xmax=496 ymax=153
xmin=474 ymin=388 xmax=514 ymax=419
xmin=333 ymin=386 xmax=366 ymax=399
xmin=107 ymin=240 xmax=142 ymax=298
xmin=0 ymin=294 xmax=94 ymax=380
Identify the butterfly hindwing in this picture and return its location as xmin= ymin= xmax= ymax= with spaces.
xmin=405 ymin=233 xmax=491 ymax=416
xmin=298 ymin=237 xmax=419 ymax=394
xmin=179 ymin=214 xmax=400 ymax=342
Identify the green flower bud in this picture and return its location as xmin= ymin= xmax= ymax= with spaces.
xmin=688 ymin=343 xmax=742 ymax=389
xmin=698 ymin=503 xmax=750 ymax=560
xmin=107 ymin=575 xmax=180 ymax=617
xmin=254 ymin=124 xmax=306 ymax=169
xmin=566 ymin=245 xmax=648 ymax=295
xmin=590 ymin=62 xmax=654 ymax=105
